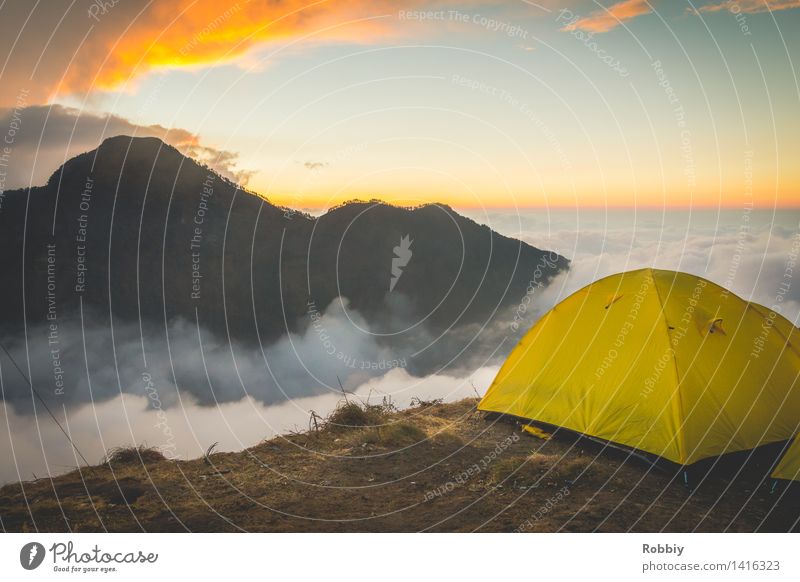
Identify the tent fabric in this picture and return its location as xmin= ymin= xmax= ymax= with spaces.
xmin=479 ymin=268 xmax=800 ymax=465
xmin=773 ymin=436 xmax=800 ymax=481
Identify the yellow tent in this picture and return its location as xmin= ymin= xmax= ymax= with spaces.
xmin=773 ymin=436 xmax=800 ymax=481
xmin=479 ymin=268 xmax=800 ymax=465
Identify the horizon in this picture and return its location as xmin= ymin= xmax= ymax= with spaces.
xmin=6 ymin=132 xmax=800 ymax=211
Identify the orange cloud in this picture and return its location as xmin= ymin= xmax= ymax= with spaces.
xmin=561 ymin=0 xmax=651 ymax=33
xmin=60 ymin=1 xmax=411 ymax=95
xmin=698 ymin=0 xmax=800 ymax=13
xmin=0 ymin=0 xmax=497 ymax=104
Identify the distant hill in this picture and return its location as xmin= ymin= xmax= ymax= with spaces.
xmin=0 ymin=136 xmax=567 ymax=407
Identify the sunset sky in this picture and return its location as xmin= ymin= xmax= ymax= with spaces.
xmin=1 ymin=0 xmax=798 ymax=209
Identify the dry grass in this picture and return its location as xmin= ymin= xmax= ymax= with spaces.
xmin=323 ymin=400 xmax=387 ymax=432
xmin=1 ymin=397 xmax=796 ymax=533
xmin=430 ymin=430 xmax=464 ymax=448
xmin=376 ymin=421 xmax=427 ymax=447
xmin=410 ymin=396 xmax=443 ymax=408
xmin=490 ymin=453 xmax=595 ymax=488
xmin=103 ymin=445 xmax=166 ymax=466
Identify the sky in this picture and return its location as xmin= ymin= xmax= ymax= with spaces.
xmin=0 ymin=0 xmax=798 ymax=209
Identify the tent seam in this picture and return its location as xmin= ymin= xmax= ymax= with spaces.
xmin=649 ymin=268 xmax=687 ymax=465
xmin=747 ymin=302 xmax=800 ymax=358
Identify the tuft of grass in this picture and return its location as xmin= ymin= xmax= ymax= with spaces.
xmin=324 ymin=400 xmax=386 ymax=432
xmin=410 ymin=396 xmax=443 ymax=409
xmin=358 ymin=421 xmax=427 ymax=448
xmin=379 ymin=421 xmax=426 ymax=447
xmin=103 ymin=445 xmax=166 ymax=466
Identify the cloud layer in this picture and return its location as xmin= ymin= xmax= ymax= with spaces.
xmin=475 ymin=209 xmax=800 ymax=326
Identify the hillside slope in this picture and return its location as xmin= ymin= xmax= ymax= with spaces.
xmin=1 ymin=399 xmax=796 ymax=532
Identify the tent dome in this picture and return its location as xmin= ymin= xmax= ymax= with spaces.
xmin=479 ymin=268 xmax=800 ymax=465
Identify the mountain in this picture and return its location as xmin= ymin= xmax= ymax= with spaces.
xmin=0 ymin=136 xmax=567 ymax=408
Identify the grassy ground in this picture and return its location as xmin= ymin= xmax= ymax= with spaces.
xmin=1 ymin=398 xmax=798 ymax=532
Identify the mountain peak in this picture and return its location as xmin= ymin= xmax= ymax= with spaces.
xmin=323 ymin=198 xmax=455 ymax=216
xmin=45 ymin=134 xmax=204 ymax=191
xmin=97 ymin=134 xmax=174 ymax=153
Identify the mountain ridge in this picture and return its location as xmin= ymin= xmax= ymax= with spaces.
xmin=0 ymin=134 xmax=568 ymax=410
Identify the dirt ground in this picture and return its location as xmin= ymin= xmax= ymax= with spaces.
xmin=1 ymin=398 xmax=798 ymax=532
